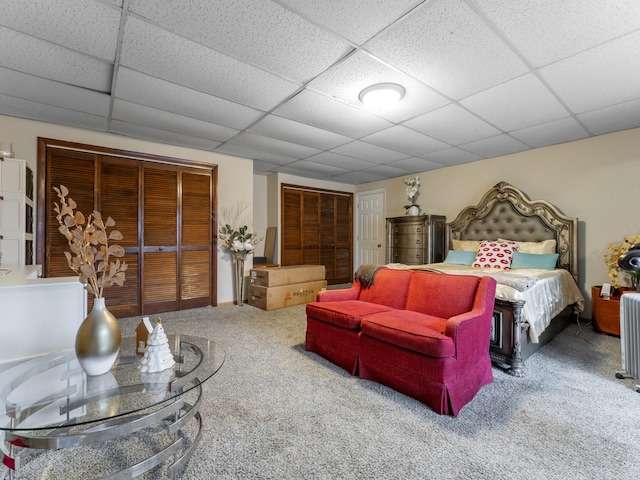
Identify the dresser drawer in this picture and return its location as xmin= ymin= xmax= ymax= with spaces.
xmin=389 ymin=248 xmax=426 ymax=264
xmin=391 ymin=235 xmax=425 ymax=249
xmin=389 ymin=223 xmax=425 ymax=235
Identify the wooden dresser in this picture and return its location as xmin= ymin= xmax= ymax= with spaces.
xmin=386 ymin=215 xmax=446 ymax=265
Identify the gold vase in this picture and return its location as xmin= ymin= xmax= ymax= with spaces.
xmin=75 ymin=297 xmax=121 ymax=376
xmin=234 ymin=253 xmax=246 ymax=306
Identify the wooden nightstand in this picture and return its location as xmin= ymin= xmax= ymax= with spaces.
xmin=591 ymin=285 xmax=624 ymax=336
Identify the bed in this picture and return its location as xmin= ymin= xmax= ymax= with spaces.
xmin=389 ymin=181 xmax=584 ymax=377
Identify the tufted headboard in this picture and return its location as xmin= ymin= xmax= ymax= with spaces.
xmin=447 ymin=182 xmax=578 ymax=282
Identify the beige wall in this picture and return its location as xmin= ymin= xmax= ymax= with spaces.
xmin=356 ymin=127 xmax=640 ymax=317
xmin=0 ymin=114 xmax=253 ymax=304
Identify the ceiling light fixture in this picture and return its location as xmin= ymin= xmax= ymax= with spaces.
xmin=358 ymin=83 xmax=405 ymax=110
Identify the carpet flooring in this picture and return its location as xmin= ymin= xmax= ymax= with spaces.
xmin=4 ymin=304 xmax=640 ymax=479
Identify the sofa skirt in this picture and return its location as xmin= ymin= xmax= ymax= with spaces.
xmin=305 ymin=317 xmax=361 ymax=375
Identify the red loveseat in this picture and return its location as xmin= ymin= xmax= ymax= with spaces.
xmin=305 ymin=267 xmax=497 ymax=416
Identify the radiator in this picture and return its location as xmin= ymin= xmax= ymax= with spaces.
xmin=619 ymin=292 xmax=640 ymax=384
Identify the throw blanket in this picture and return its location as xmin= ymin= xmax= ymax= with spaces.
xmin=386 ymin=263 xmax=539 ymax=292
xmin=354 ymin=264 xmax=385 ymax=288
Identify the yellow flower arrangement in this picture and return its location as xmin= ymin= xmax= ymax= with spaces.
xmin=604 ymin=234 xmax=640 ymax=288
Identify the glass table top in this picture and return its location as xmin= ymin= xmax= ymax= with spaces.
xmin=0 ymin=335 xmax=225 ymax=432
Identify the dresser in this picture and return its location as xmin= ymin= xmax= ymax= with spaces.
xmin=0 ymin=157 xmax=34 ymax=266
xmin=386 ymin=215 xmax=446 ymax=265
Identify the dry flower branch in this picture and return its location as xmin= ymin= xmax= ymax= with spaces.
xmin=53 ymin=185 xmax=128 ymax=297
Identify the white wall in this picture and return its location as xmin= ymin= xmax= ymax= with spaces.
xmin=356 ymin=127 xmax=640 ymax=317
xmin=0 ymin=114 xmax=253 ymax=305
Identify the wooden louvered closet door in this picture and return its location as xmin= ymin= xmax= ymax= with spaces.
xmin=39 ymin=140 xmax=215 ymax=316
xmin=281 ymin=184 xmax=353 ymax=285
xmin=99 ymin=157 xmax=139 ymax=317
xmin=142 ymin=163 xmax=178 ymax=314
xmin=180 ymin=168 xmax=212 ymax=309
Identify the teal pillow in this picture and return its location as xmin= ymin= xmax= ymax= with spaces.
xmin=444 ymin=250 xmax=477 ymax=265
xmin=510 ymin=251 xmax=559 ymax=270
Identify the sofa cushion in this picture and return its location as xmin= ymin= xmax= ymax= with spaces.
xmin=406 ymin=271 xmax=480 ymax=319
xmin=361 ymin=311 xmax=455 ymax=358
xmin=306 ymin=300 xmax=395 ymax=330
xmin=357 ymin=268 xmax=413 ymax=309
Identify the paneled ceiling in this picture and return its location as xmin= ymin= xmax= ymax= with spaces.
xmin=1 ymin=0 xmax=639 ymax=184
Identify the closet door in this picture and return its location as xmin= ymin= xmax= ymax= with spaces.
xmin=302 ymin=191 xmax=320 ymax=265
xmin=334 ymin=194 xmax=353 ymax=284
xmin=45 ymin=148 xmax=95 ymax=279
xmin=180 ymin=168 xmax=212 ymax=308
xmin=142 ymin=163 xmax=178 ymax=314
xmin=320 ymin=194 xmax=336 ymax=282
xmin=282 ymin=188 xmax=302 ymax=266
xmin=99 ymin=157 xmax=140 ymax=317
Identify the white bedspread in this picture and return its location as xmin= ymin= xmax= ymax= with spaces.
xmin=386 ymin=263 xmax=585 ymax=343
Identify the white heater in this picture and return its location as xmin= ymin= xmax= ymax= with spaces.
xmin=618 ymin=292 xmax=640 ymax=392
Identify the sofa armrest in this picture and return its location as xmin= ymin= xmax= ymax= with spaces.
xmin=316 ymin=282 xmax=361 ymax=302
xmin=444 ymin=276 xmax=496 ymax=366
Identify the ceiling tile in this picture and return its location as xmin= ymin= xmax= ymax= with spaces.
xmin=0 ymin=93 xmax=108 ymax=131
xmin=130 ymin=0 xmax=351 ymax=83
xmin=278 ymin=0 xmax=423 ymax=45
xmin=361 ymin=163 xmax=413 ymax=178
xmin=461 ymin=74 xmax=569 ymax=131
xmin=404 ymin=103 xmax=501 ymax=145
xmin=119 ymin=17 xmax=301 ymax=111
xmin=361 ymin=125 xmax=449 ymax=157
xmin=228 ymin=132 xmax=321 ymax=159
xmin=388 ymin=157 xmax=445 ymax=173
xmin=0 ymin=27 xmax=112 ymax=92
xmin=277 ymin=160 xmax=350 ymax=176
xmin=577 ymin=99 xmax=640 ymax=136
xmin=112 ymin=99 xmax=238 ymax=142
xmin=331 ymin=140 xmax=408 ymax=164
xmin=332 ymin=170 xmax=390 ymax=184
xmin=248 ymin=115 xmax=352 ymax=150
xmin=111 ymin=119 xmax=221 ymax=151
xmin=215 ymin=144 xmax=297 ymax=166
xmin=253 ymin=159 xmax=281 ymax=174
xmin=509 ymin=117 xmax=589 ymax=148
xmin=307 ymin=50 xmax=448 ymax=123
xmin=274 ymin=90 xmax=392 ymax=138
xmin=459 ymin=134 xmax=529 ymax=158
xmin=421 ymin=147 xmax=483 ymax=166
xmin=540 ymin=31 xmax=640 ymax=114
xmin=0 ymin=67 xmax=110 ymax=116
xmin=366 ymin=0 xmax=528 ymax=99
xmin=305 ymin=151 xmax=378 ymax=171
xmin=0 ymin=0 xmax=121 ymax=60
xmin=476 ymin=0 xmax=640 ymax=66
xmin=114 ymin=68 xmax=263 ymax=130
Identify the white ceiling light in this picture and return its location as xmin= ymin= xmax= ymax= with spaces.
xmin=358 ymin=83 xmax=406 ymax=110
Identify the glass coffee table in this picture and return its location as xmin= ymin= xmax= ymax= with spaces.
xmin=0 ymin=335 xmax=225 ymax=479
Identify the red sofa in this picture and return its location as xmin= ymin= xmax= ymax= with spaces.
xmin=305 ymin=268 xmax=497 ymax=416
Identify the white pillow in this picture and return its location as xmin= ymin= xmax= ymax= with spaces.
xmin=498 ymin=238 xmax=556 ymax=255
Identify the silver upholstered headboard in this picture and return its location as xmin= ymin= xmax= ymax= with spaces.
xmin=447 ymin=182 xmax=578 ymax=282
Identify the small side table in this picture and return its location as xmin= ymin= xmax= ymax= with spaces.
xmin=591 ymin=285 xmax=626 ymax=335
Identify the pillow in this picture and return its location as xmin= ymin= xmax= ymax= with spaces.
xmin=451 ymin=239 xmax=481 ymax=252
xmin=472 ymin=241 xmax=518 ymax=270
xmin=443 ymin=250 xmax=477 ymax=265
xmin=510 ymin=251 xmax=559 ymax=270
xmin=498 ymin=238 xmax=557 ymax=255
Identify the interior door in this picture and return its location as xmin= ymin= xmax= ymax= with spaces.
xmin=356 ymin=190 xmax=385 ymax=266
xmin=282 ymin=188 xmax=302 ymax=266
xmin=142 ymin=163 xmax=178 ymax=314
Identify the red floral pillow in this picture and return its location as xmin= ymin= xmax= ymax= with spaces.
xmin=472 ymin=241 xmax=518 ymax=270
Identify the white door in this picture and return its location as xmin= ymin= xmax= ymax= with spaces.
xmin=355 ymin=190 xmax=386 ymax=267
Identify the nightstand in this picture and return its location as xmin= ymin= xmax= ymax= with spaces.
xmin=591 ymin=285 xmax=623 ymax=336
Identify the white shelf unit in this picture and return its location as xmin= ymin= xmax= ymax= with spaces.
xmin=0 ymin=157 xmax=35 ymax=266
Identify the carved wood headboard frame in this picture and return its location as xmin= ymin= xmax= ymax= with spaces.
xmin=447 ymin=181 xmax=579 ymax=283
